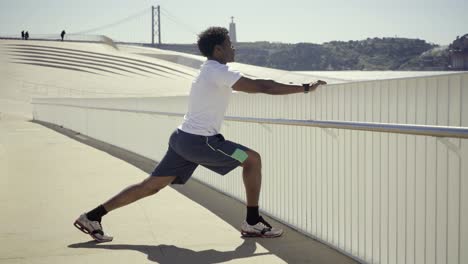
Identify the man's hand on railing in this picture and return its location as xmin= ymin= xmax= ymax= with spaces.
xmin=308 ymin=80 xmax=327 ymax=92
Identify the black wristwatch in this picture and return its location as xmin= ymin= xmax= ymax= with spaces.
xmin=302 ymin=83 xmax=310 ymax=93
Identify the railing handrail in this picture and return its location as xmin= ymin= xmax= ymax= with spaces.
xmin=32 ymin=102 xmax=468 ymax=139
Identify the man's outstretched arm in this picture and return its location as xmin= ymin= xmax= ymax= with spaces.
xmin=232 ymin=77 xmax=327 ymax=95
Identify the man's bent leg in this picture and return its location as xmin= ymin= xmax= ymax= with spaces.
xmin=103 ymin=175 xmax=176 ymax=212
xmin=239 ymin=149 xmax=282 ymax=237
xmin=241 ymin=150 xmax=262 ymax=207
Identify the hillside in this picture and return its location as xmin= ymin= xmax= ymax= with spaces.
xmin=158 ymin=37 xmax=449 ymax=71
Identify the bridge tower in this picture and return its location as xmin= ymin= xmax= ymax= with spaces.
xmin=152 ymin=5 xmax=161 ymax=46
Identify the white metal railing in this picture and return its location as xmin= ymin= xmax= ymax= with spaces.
xmin=32 ymin=72 xmax=468 ymax=264
xmin=32 ymin=102 xmax=468 ymax=139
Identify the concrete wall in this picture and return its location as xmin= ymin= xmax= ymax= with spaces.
xmin=33 ymin=72 xmax=468 ymax=264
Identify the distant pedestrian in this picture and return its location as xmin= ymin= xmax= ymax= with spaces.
xmin=25 ymin=31 xmax=29 ymax=40
xmin=61 ymin=30 xmax=66 ymax=41
xmin=21 ymin=31 xmax=24 ymax=40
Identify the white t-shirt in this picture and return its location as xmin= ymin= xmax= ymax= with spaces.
xmin=179 ymin=60 xmax=242 ymax=136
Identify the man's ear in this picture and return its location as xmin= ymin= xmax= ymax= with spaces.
xmin=213 ymin=44 xmax=222 ymax=56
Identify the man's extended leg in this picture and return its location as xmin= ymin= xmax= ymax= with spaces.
xmin=102 ymin=175 xmax=176 ymax=212
xmin=74 ymin=175 xmax=175 ymax=242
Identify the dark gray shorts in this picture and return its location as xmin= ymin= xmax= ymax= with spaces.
xmin=151 ymin=129 xmax=250 ymax=184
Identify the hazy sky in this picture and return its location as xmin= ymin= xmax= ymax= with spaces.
xmin=0 ymin=0 xmax=466 ymax=45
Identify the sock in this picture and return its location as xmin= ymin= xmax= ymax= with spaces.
xmin=86 ymin=205 xmax=108 ymax=222
xmin=246 ymin=206 xmax=260 ymax=225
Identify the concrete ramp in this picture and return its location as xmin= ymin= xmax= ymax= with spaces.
xmin=0 ymin=113 xmax=357 ymax=263
xmin=0 ymin=114 xmax=283 ymax=263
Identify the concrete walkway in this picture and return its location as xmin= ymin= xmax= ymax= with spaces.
xmin=0 ymin=113 xmax=357 ymax=264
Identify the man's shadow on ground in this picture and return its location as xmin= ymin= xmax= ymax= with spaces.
xmin=68 ymin=238 xmax=271 ymax=264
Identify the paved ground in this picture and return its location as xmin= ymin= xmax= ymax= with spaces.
xmin=0 ymin=113 xmax=358 ymax=264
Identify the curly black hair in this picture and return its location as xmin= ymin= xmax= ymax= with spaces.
xmin=197 ymin=27 xmax=229 ymax=57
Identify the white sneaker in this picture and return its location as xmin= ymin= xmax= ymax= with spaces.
xmin=241 ymin=216 xmax=283 ymax=238
xmin=73 ymin=213 xmax=113 ymax=242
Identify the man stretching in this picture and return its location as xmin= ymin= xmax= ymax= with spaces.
xmin=74 ymin=27 xmax=326 ymax=242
